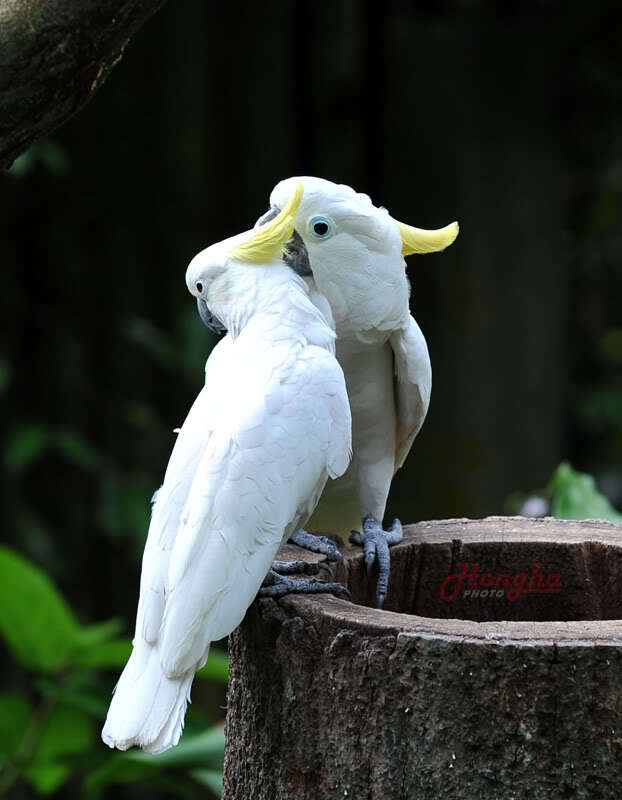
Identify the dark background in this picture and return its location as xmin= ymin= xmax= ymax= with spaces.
xmin=2 ymin=1 xmax=622 ymax=795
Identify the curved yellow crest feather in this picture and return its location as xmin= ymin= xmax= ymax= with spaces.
xmin=229 ymin=181 xmax=304 ymax=263
xmin=396 ymin=220 xmax=459 ymax=256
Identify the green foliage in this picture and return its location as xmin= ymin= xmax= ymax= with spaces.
xmin=4 ymin=424 xmax=101 ymax=477
xmin=0 ymin=547 xmax=227 ymax=799
xmin=96 ymin=470 xmax=153 ymax=546
xmin=197 ymin=651 xmax=229 ymax=682
xmin=7 ymin=139 xmax=70 ymax=179
xmin=25 ymin=704 xmax=94 ymax=794
xmin=125 ymin=309 xmax=218 ymax=381
xmin=548 ymin=462 xmax=622 ymax=523
xmin=86 ymin=728 xmax=225 ymax=800
xmin=0 ymin=546 xmax=86 ymax=673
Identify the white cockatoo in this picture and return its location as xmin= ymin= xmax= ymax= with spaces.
xmin=254 ymin=177 xmax=458 ymax=606
xmin=102 ymin=183 xmax=351 ymax=753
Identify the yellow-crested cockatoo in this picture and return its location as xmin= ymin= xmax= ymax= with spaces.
xmin=102 ymin=183 xmax=351 ymax=753
xmin=256 ymin=177 xmax=458 ymax=607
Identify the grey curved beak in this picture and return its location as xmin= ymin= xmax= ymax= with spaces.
xmin=197 ymin=298 xmax=227 ymax=335
xmin=254 ymin=206 xmax=280 ymax=228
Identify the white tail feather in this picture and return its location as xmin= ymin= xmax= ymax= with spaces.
xmin=102 ymin=639 xmax=204 ymax=754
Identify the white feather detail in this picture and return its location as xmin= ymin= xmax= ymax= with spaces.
xmin=102 ymin=264 xmax=351 ymax=753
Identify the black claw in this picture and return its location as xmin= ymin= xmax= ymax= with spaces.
xmin=349 ymin=530 xmax=363 ymax=546
xmin=317 ymin=559 xmax=336 ymax=579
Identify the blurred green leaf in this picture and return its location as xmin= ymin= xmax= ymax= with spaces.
xmin=78 ymin=619 xmax=123 ymax=649
xmin=84 ymin=758 xmax=195 ymax=800
xmin=36 ymin=672 xmax=111 ymax=718
xmin=197 ymin=650 xmax=229 ymax=683
xmin=24 ymin=704 xmax=93 ymax=794
xmin=3 ymin=423 xmax=102 ymax=476
xmin=73 ymin=637 xmax=132 ymax=670
xmin=3 ymin=424 xmax=51 ymax=475
xmin=125 ymin=402 xmax=167 ymax=434
xmin=51 ymin=428 xmax=102 ymax=470
xmin=84 ymin=755 xmax=160 ymax=800
xmin=25 ymin=761 xmax=68 ymax=795
xmin=190 ymin=767 xmax=223 ymax=795
xmin=599 ymin=328 xmax=622 ymax=365
xmin=579 ymin=383 xmax=622 ymax=432
xmin=97 ymin=470 xmax=152 ymax=544
xmin=0 ymin=546 xmax=81 ymax=672
xmin=0 ymin=692 xmax=33 ymax=761
xmin=7 ymin=139 xmax=70 ymax=179
xmin=66 ymin=619 xmax=130 ymax=670
xmin=0 ymin=548 xmax=126 ymax=673
xmin=13 ymin=506 xmax=62 ymax=575
xmin=83 ymin=728 xmax=225 ymax=800
xmin=549 ymin=462 xmax=622 ymax=523
xmin=125 ymin=317 xmax=178 ymax=369
xmin=127 ymin=726 xmax=225 ymax=770
xmin=7 ymin=149 xmax=36 ymax=178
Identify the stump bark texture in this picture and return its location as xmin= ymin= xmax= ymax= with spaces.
xmin=224 ymin=517 xmax=622 ymax=800
xmin=0 ymin=0 xmax=166 ymax=169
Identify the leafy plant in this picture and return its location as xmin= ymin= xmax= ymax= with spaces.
xmin=0 ymin=546 xmax=227 ymax=798
xmin=507 ymin=461 xmax=622 ymax=523
xmin=548 ymin=461 xmax=622 ymax=522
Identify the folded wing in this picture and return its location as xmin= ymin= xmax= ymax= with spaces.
xmin=391 ymin=315 xmax=432 ymax=471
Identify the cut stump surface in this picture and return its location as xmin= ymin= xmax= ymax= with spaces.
xmin=224 ymin=517 xmax=622 ymax=800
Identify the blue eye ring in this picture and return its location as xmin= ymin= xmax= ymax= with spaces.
xmin=308 ymin=215 xmax=335 ymax=240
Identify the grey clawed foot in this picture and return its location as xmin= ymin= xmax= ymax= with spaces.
xmin=270 ymin=559 xmax=322 ymax=576
xmin=271 ymin=558 xmax=336 ymax=579
xmin=349 ymin=514 xmax=403 ymax=609
xmin=259 ymin=567 xmax=349 ymax=600
xmin=288 ymin=529 xmax=343 ymax=562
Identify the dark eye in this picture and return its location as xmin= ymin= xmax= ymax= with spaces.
xmin=308 ymin=215 xmax=334 ymax=240
xmin=314 ymin=221 xmax=329 ymax=236
xmin=196 ymin=282 xmax=203 ymax=294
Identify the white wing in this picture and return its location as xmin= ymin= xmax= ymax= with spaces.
xmin=391 ymin=314 xmax=432 ymax=471
xmin=103 ymin=335 xmax=234 ymax=753
xmin=136 ymin=335 xmax=233 ymax=644
xmin=103 ymin=337 xmax=350 ymax=753
xmin=156 ymin=342 xmax=351 ymax=676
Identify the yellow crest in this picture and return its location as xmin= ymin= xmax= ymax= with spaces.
xmin=229 ymin=182 xmax=304 ymax=263
xmin=396 ymin=220 xmax=459 ymax=256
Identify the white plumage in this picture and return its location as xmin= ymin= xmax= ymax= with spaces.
xmin=102 ymin=187 xmax=351 ymax=753
xmin=267 ymin=177 xmax=458 ymax=538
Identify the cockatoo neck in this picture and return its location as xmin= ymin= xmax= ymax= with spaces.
xmin=209 ymin=262 xmax=336 ymax=350
xmin=304 ymin=243 xmax=411 ymax=341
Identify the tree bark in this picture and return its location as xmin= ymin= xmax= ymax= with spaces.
xmin=0 ymin=0 xmax=166 ymax=169
xmin=224 ymin=517 xmax=622 ymax=800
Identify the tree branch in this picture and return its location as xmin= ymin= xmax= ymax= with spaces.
xmin=0 ymin=0 xmax=167 ymax=169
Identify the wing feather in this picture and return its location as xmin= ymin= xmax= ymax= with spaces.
xmin=391 ymin=315 xmax=432 ymax=471
xmin=158 ymin=345 xmax=351 ymax=677
xmin=136 ymin=336 xmax=233 ymax=644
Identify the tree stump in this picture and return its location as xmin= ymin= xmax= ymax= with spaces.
xmin=223 ymin=517 xmax=622 ymax=800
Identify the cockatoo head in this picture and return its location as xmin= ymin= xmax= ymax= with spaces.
xmin=186 ymin=183 xmax=304 ymax=336
xmin=260 ymin=176 xmax=458 ymax=333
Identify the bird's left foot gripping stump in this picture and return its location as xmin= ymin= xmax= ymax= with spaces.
xmin=223 ymin=517 xmax=622 ymax=800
